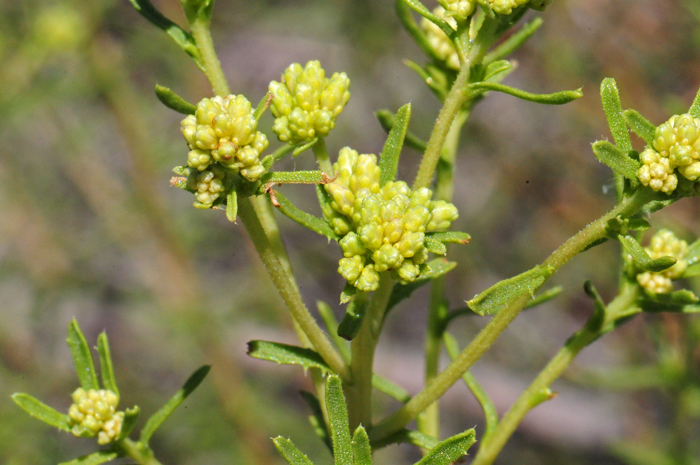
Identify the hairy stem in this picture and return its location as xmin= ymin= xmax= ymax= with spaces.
xmin=237 ymin=195 xmax=349 ymax=379
xmin=119 ymin=439 xmax=163 ymax=465
xmin=190 ymin=16 xmax=230 ymax=96
xmin=370 ymin=188 xmax=657 ymax=440
xmin=347 ymin=273 xmax=394 ymax=430
xmin=471 ymin=286 xmax=641 ymax=465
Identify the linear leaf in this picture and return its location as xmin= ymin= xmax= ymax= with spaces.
xmin=372 ymin=375 xmax=411 ymax=403
xmin=467 ymin=265 xmax=553 ymax=316
xmin=372 ymin=429 xmax=439 ymax=450
xmin=273 ymin=190 xmax=339 ymax=241
xmin=644 ymin=289 xmax=699 ymax=306
xmin=294 ymin=138 xmax=319 ymax=157
xmin=618 ymin=235 xmax=677 ymax=272
xmin=273 ymin=437 xmax=315 ymax=465
xmin=58 ymin=452 xmax=118 ymax=465
xmin=690 ymin=86 xmax=700 ymax=119
xmin=483 ymin=18 xmax=543 ymax=64
xmin=226 ymin=190 xmax=237 ymax=222
xmin=325 ymin=376 xmax=353 ymax=465
xmin=376 ymin=110 xmax=427 ymax=152
xmin=591 ymin=141 xmax=641 ymax=181
xmin=426 ymin=231 xmax=471 ymax=244
xmin=261 ymin=170 xmax=331 ymax=186
xmin=600 ymin=78 xmax=632 ymax=152
xmin=443 ymin=334 xmax=498 ymax=441
xmin=127 ymin=0 xmax=203 ymax=69
xmin=140 ymin=365 xmax=210 ymax=445
xmin=403 ymin=59 xmax=448 ymax=100
xmin=524 ymin=286 xmax=563 ymax=309
xmin=399 ymin=0 xmax=456 ymax=41
xmin=582 ymin=281 xmax=607 ymax=331
xmin=337 ymin=295 xmax=369 ymax=341
xmin=623 ymin=109 xmax=656 ymax=146
xmin=386 ymin=259 xmax=457 ymax=312
xmin=96 ymin=332 xmax=118 ymax=397
xmin=424 ymin=237 xmax=447 ymax=255
xmin=317 ymin=301 xmax=351 ymax=361
xmin=254 ymin=91 xmax=272 ymax=120
xmin=483 ymin=60 xmax=514 ymax=81
xmin=467 ymin=82 xmax=583 ymax=105
xmin=379 ymin=103 xmax=411 ymax=186
xmin=416 ymin=429 xmax=476 ymax=464
xmin=67 ymin=319 xmax=99 ymax=390
xmin=11 ymin=393 xmax=71 ymax=431
xmin=300 ymin=391 xmax=333 ymax=452
xmin=155 ymin=84 xmax=196 ymax=115
xmin=352 ymin=426 xmax=373 ymax=465
xmin=247 ymin=341 xmax=331 ymax=372
xmin=395 ymin=0 xmax=441 ymax=61
xmin=117 ymin=406 xmax=140 ymax=441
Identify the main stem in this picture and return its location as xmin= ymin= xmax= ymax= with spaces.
xmin=190 ymin=16 xmax=230 ymax=97
xmin=312 ymin=137 xmax=334 ymax=176
xmin=119 ymin=439 xmax=163 ymax=465
xmin=237 ymin=195 xmax=348 ymax=379
xmin=370 ymin=188 xmax=657 ymax=441
xmin=347 ymin=273 xmax=394 ymax=430
xmin=471 ymin=286 xmax=641 ymax=465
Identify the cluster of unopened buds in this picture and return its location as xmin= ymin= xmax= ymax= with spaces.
xmin=637 ymin=114 xmax=700 ymax=194
xmin=269 ymin=60 xmax=350 ymax=144
xmin=180 ymin=95 xmax=268 ymax=207
xmin=323 ymin=148 xmax=458 ymax=291
xmin=68 ymin=388 xmax=124 ymax=445
xmin=636 ymin=229 xmax=689 ymax=294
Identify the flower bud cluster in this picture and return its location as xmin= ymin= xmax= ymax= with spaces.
xmin=438 ymin=0 xmax=477 ymax=22
xmin=186 ymin=163 xmax=226 ymax=208
xmin=421 ymin=8 xmax=460 ymax=71
xmin=481 ymin=0 xmax=530 ymax=15
xmin=68 ymin=388 xmax=124 ymax=445
xmin=324 ymin=148 xmax=459 ymax=291
xmin=638 ymin=114 xmax=700 ymax=194
xmin=181 ymin=94 xmax=268 ymax=189
xmin=636 ymin=229 xmax=689 ymax=294
xmin=269 ymin=61 xmax=350 ymax=144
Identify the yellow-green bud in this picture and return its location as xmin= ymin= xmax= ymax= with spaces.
xmin=637 ymin=147 xmax=678 ymax=194
xmin=636 ymin=229 xmax=689 ymax=294
xmin=481 ymin=0 xmax=529 ymax=15
xmin=421 ymin=8 xmax=460 ymax=71
xmin=438 ymin=0 xmax=477 ymax=22
xmin=68 ymin=388 xmax=122 ymax=444
xmin=339 ymin=232 xmax=367 ymax=257
xmin=653 ymin=114 xmax=700 ymax=180
xmin=188 ymin=166 xmax=226 ymax=208
xmin=428 ymin=200 xmax=459 ymax=230
xmin=396 ymin=260 xmax=420 ymax=283
xmin=269 ymin=61 xmax=350 ymax=143
xmin=356 ymin=265 xmax=381 ymax=292
xmin=339 ymin=256 xmax=365 ymax=283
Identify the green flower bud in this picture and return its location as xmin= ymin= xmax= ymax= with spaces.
xmin=339 ymin=255 xmax=365 ymax=283
xmin=636 ymin=229 xmax=689 ymax=294
xmin=269 ymin=61 xmax=350 ymax=144
xmin=438 ymin=0 xmax=477 ymax=22
xmin=637 ymin=147 xmax=678 ymax=194
xmin=356 ymin=265 xmax=380 ymax=292
xmin=372 ymin=243 xmax=404 ymax=272
xmin=98 ymin=412 xmax=124 ymax=445
xmin=188 ymin=149 xmax=213 ymax=171
xmin=68 ymin=388 xmax=123 ymax=444
xmin=187 ymin=165 xmax=226 ymax=208
xmin=636 ymin=272 xmax=673 ymax=294
xmin=339 ymin=232 xmax=367 ymax=257
xmin=481 ymin=0 xmax=530 ymax=15
xmin=428 ymin=200 xmax=459 ymax=230
xmin=396 ymin=260 xmax=420 ymax=283
xmin=421 ymin=8 xmax=460 ymax=70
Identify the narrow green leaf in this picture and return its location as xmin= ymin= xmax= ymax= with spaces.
xmin=483 ymin=18 xmax=543 ymax=64
xmin=444 ymin=333 xmax=498 ymax=442
xmin=317 ymin=301 xmax=351 ymax=362
xmin=117 ymin=406 xmax=140 ymax=441
xmin=340 ymin=283 xmax=359 ymax=305
xmin=524 ymin=286 xmax=564 ymax=309
xmin=416 ymin=429 xmax=477 ymax=464
xmin=623 ymin=109 xmax=656 ymax=146
xmin=372 ymin=429 xmax=439 ymax=450
xmin=467 ymin=265 xmax=554 ymax=316
xmin=582 ymin=281 xmax=606 ymax=331
xmin=352 ymin=426 xmax=373 ymax=465
xmin=337 ymin=294 xmax=369 ymax=341
xmin=127 ymin=0 xmax=203 ymax=69
xmin=58 ymin=452 xmax=118 ymax=465
xmin=271 ymin=144 xmax=298 ymax=162
xmin=645 ymin=289 xmax=699 ymax=306
xmin=483 ymin=60 xmax=513 ymax=81
xmin=600 ymin=78 xmax=632 ymax=152
xmin=379 ymin=103 xmax=411 ymax=186
xmin=689 ymin=86 xmax=700 ymax=119
xmin=66 ymin=318 xmax=99 ymax=390
xmin=403 ymin=59 xmax=448 ymax=99
xmin=254 ymin=91 xmax=272 ymax=120
xmin=155 ymin=84 xmax=196 ymax=115
xmin=140 ymin=365 xmax=210 ymax=445
xmin=426 ymin=231 xmax=471 ymax=244
xmin=293 ymin=138 xmax=319 ymax=157
xmin=372 ymin=375 xmax=411 ymax=404
xmin=424 ymin=237 xmax=447 ymax=255
xmin=247 ymin=341 xmax=331 ymax=372
xmin=618 ymin=235 xmax=677 ymax=272
xmin=11 ymin=393 xmax=71 ymax=431
xmin=376 ymin=110 xmax=426 ymax=152
xmin=226 ymin=190 xmax=237 ymax=222
xmin=467 ymin=82 xmax=583 ymax=105
xmin=261 ymin=170 xmax=331 ymax=187
xmin=591 ymin=141 xmax=641 ymax=181
xmin=96 ymin=332 xmax=118 ymax=397
xmin=273 ymin=190 xmax=339 ymax=241
xmin=325 ymin=376 xmax=353 ymax=465
xmin=395 ymin=0 xmax=441 ymax=61
xmin=386 ymin=259 xmax=457 ymax=312
xmin=273 ymin=437 xmax=315 ymax=465
xmin=399 ymin=0 xmax=457 ymax=41
xmin=300 ymin=391 xmax=333 ymax=452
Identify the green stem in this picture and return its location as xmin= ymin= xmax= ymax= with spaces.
xmin=190 ymin=16 xmax=230 ymax=96
xmin=412 ymin=17 xmax=497 ymax=190
xmin=347 ymin=273 xmax=394 ymax=430
xmin=118 ymin=439 xmax=163 ymax=465
xmin=471 ymin=286 xmax=641 ymax=465
xmin=237 ymin=195 xmax=349 ymax=379
xmin=312 ymin=137 xmax=334 ymax=176
xmin=370 ymin=188 xmax=657 ymax=441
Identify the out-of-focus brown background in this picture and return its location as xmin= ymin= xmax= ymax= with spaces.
xmin=1 ymin=0 xmax=699 ymax=463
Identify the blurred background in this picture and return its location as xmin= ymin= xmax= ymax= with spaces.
xmin=1 ymin=0 xmax=699 ymax=463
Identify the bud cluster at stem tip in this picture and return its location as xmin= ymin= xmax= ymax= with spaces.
xmin=68 ymin=388 xmax=124 ymax=445
xmin=636 ymin=229 xmax=689 ymax=294
xmin=637 ymin=113 xmax=700 ymax=194
xmin=479 ymin=0 xmax=552 ymax=15
xmin=422 ymin=7 xmax=460 ymax=71
xmin=269 ymin=60 xmax=350 ymax=144
xmin=438 ymin=0 xmax=476 ymax=22
xmin=323 ymin=148 xmax=458 ymax=291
